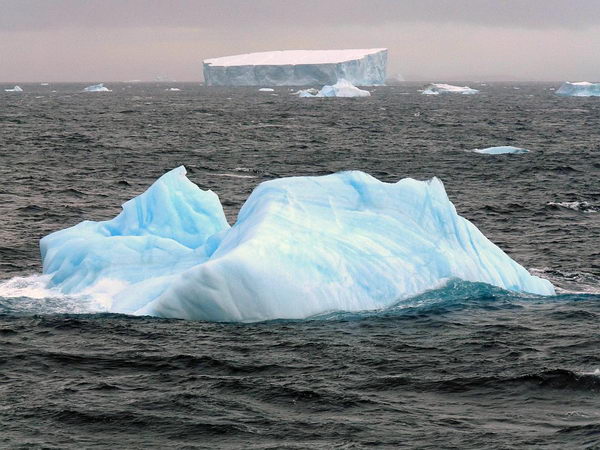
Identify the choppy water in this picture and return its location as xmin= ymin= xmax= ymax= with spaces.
xmin=1 ymin=82 xmax=599 ymax=448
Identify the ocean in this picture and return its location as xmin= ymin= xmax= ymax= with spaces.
xmin=1 ymin=82 xmax=599 ymax=449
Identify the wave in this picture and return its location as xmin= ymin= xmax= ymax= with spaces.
xmin=2 ymin=275 xmax=598 ymax=320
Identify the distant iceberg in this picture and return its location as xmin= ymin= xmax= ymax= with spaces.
xmin=166 ymin=87 xmax=181 ymax=91
xmin=40 ymin=167 xmax=554 ymax=322
xmin=297 ymin=79 xmax=370 ymax=98
xmin=203 ymin=48 xmax=387 ymax=86
xmin=4 ymin=85 xmax=23 ymax=92
xmin=258 ymin=87 xmax=274 ymax=92
xmin=84 ymin=83 xmax=111 ymax=92
xmin=473 ymin=146 xmax=529 ymax=155
xmin=422 ymin=83 xmax=479 ymax=95
xmin=556 ymin=81 xmax=600 ymax=97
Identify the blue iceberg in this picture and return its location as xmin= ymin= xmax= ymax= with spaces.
xmin=556 ymin=81 xmax=600 ymax=97
xmin=84 ymin=83 xmax=111 ymax=92
xmin=41 ymin=167 xmax=554 ymax=322
xmin=473 ymin=146 xmax=529 ymax=155
xmin=297 ymin=79 xmax=371 ymax=98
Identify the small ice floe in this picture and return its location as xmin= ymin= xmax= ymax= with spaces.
xmin=296 ymin=79 xmax=370 ymax=98
xmin=83 ymin=83 xmax=111 ymax=92
xmin=40 ymin=82 xmax=49 ymax=86
xmin=258 ymin=87 xmax=274 ymax=92
xmin=4 ymin=85 xmax=23 ymax=92
xmin=166 ymin=87 xmax=181 ymax=91
xmin=292 ymin=87 xmax=318 ymax=96
xmin=547 ymin=201 xmax=597 ymax=213
xmin=472 ymin=146 xmax=529 ymax=155
xmin=421 ymin=83 xmax=479 ymax=95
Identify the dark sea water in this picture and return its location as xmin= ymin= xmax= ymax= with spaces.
xmin=1 ymin=82 xmax=599 ymax=449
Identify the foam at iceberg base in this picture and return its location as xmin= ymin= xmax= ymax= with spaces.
xmin=297 ymin=79 xmax=370 ymax=98
xmin=556 ymin=81 xmax=600 ymax=97
xmin=422 ymin=83 xmax=479 ymax=95
xmin=40 ymin=167 xmax=555 ymax=322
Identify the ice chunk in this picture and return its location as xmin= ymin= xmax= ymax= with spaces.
xmin=258 ymin=87 xmax=274 ymax=92
xmin=293 ymin=88 xmax=319 ymax=97
xmin=299 ymin=79 xmax=370 ymax=98
xmin=203 ymin=49 xmax=387 ymax=86
xmin=422 ymin=83 xmax=479 ymax=95
xmin=556 ymin=81 xmax=600 ymax=97
xmin=473 ymin=146 xmax=529 ymax=155
xmin=84 ymin=83 xmax=111 ymax=92
xmin=41 ymin=168 xmax=554 ymax=322
xmin=4 ymin=85 xmax=23 ymax=92
xmin=166 ymin=87 xmax=181 ymax=91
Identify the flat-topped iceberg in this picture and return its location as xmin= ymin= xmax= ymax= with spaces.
xmin=297 ymin=79 xmax=370 ymax=98
xmin=203 ymin=49 xmax=387 ymax=86
xmin=40 ymin=167 xmax=554 ymax=322
xmin=473 ymin=146 xmax=529 ymax=155
xmin=556 ymin=81 xmax=600 ymax=97
xmin=4 ymin=85 xmax=23 ymax=92
xmin=84 ymin=83 xmax=111 ymax=92
xmin=422 ymin=83 xmax=479 ymax=95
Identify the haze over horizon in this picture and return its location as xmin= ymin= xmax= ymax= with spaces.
xmin=1 ymin=0 xmax=599 ymax=83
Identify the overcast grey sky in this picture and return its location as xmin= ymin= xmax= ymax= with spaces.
xmin=1 ymin=0 xmax=599 ymax=82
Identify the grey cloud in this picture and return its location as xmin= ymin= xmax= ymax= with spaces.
xmin=2 ymin=0 xmax=600 ymax=32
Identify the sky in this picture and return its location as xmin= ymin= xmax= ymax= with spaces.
xmin=1 ymin=0 xmax=599 ymax=82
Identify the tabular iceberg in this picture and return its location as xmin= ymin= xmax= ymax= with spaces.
xmin=556 ymin=81 xmax=600 ymax=97
xmin=422 ymin=83 xmax=479 ymax=95
xmin=203 ymin=49 xmax=387 ymax=86
xmin=473 ymin=146 xmax=529 ymax=155
xmin=4 ymin=85 xmax=23 ymax=92
xmin=40 ymin=167 xmax=554 ymax=322
xmin=297 ymin=79 xmax=370 ymax=98
xmin=84 ymin=83 xmax=111 ymax=92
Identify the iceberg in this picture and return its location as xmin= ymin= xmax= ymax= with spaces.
xmin=40 ymin=167 xmax=554 ymax=322
xmin=84 ymin=83 xmax=111 ymax=92
xmin=297 ymin=79 xmax=370 ymax=98
xmin=166 ymin=87 xmax=181 ymax=91
xmin=422 ymin=83 xmax=479 ymax=95
xmin=203 ymin=49 xmax=387 ymax=86
xmin=4 ymin=85 xmax=23 ymax=92
xmin=258 ymin=87 xmax=274 ymax=92
xmin=473 ymin=146 xmax=529 ymax=155
xmin=556 ymin=81 xmax=600 ymax=97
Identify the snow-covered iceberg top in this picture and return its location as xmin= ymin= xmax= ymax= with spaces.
xmin=204 ymin=49 xmax=387 ymax=67
xmin=422 ymin=83 xmax=479 ymax=95
xmin=4 ymin=85 xmax=23 ymax=92
xmin=297 ymin=79 xmax=370 ymax=98
xmin=473 ymin=146 xmax=529 ymax=155
xmin=84 ymin=83 xmax=111 ymax=92
xmin=556 ymin=81 xmax=600 ymax=97
xmin=40 ymin=167 xmax=554 ymax=322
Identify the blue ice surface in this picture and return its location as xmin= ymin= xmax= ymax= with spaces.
xmin=41 ymin=167 xmax=555 ymax=322
xmin=473 ymin=146 xmax=529 ymax=155
xmin=556 ymin=81 xmax=600 ymax=97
